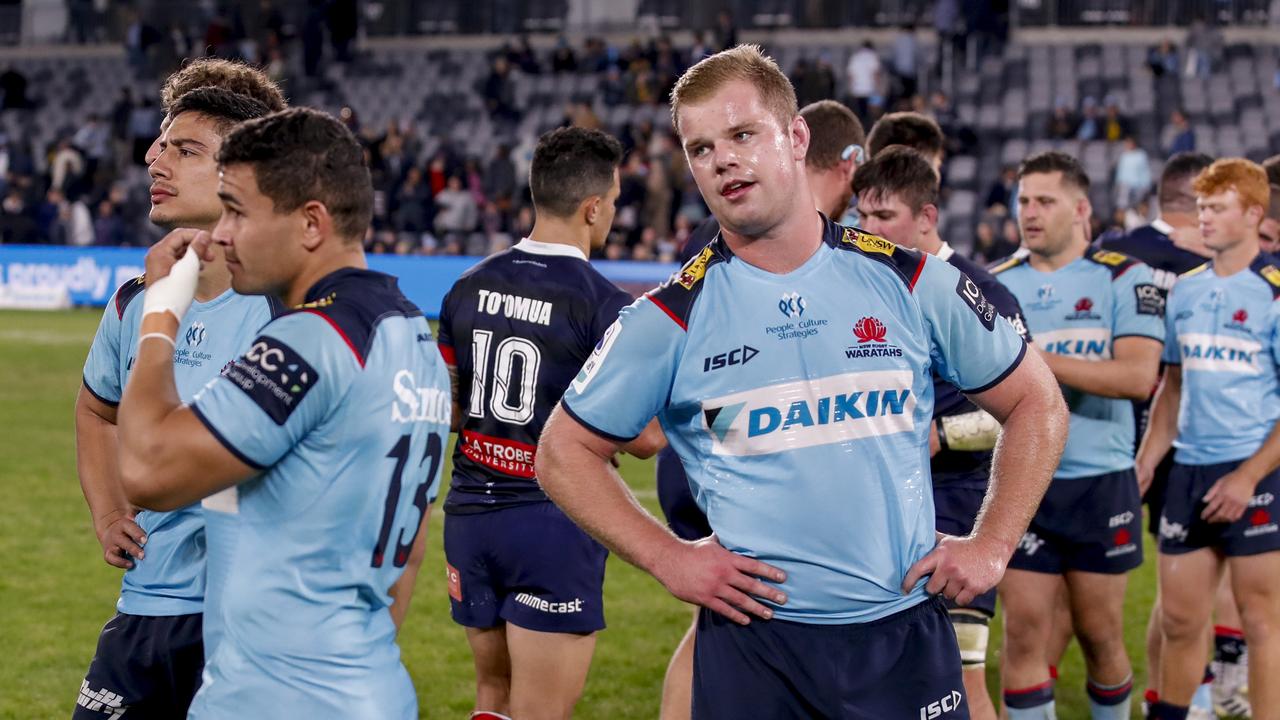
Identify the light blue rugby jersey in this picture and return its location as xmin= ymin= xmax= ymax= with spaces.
xmin=186 ymin=269 xmax=449 ymax=720
xmin=561 ymin=218 xmax=1026 ymax=624
xmin=993 ymin=248 xmax=1164 ymax=478
xmin=82 ymin=277 xmax=274 ymax=620
xmin=1163 ymin=257 xmax=1280 ymax=465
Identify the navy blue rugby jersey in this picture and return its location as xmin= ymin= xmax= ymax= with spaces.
xmin=437 ymin=238 xmax=633 ymax=514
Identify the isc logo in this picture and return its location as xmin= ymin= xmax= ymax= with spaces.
xmin=703 ymin=345 xmax=758 ymax=372
xmin=920 ymin=690 xmax=963 ymax=719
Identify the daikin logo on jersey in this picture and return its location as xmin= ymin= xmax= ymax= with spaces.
xmin=700 ymin=370 xmax=915 ymax=455
xmin=1034 ymin=328 xmax=1111 ymax=358
xmin=1178 ymin=333 xmax=1262 ymax=374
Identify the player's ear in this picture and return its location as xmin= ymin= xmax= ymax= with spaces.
xmin=299 ymin=200 xmax=331 ymax=251
xmin=583 ymin=195 xmax=602 ymax=226
xmin=790 ymin=114 xmax=809 ymax=162
xmin=918 ymin=203 xmax=939 ymax=234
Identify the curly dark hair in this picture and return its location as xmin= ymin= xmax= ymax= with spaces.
xmin=168 ymin=86 xmax=271 ymax=136
xmin=160 ymin=58 xmax=287 ymax=115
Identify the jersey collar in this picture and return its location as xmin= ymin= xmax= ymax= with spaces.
xmin=513 ymin=237 xmax=587 ymax=261
xmin=936 ymin=242 xmax=956 ymax=262
xmin=1151 ymin=218 xmax=1174 ymax=237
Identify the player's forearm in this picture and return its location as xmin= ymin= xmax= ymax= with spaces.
xmin=75 ymin=394 xmax=130 ymax=536
xmin=972 ymin=380 xmax=1068 ymax=556
xmin=118 ymin=314 xmax=186 ymax=505
xmin=1041 ymin=353 xmax=1157 ymax=400
xmin=537 ymin=415 xmax=681 ymax=575
xmin=1136 ymin=372 xmax=1180 ymax=466
xmin=1238 ymin=420 xmax=1280 ymax=485
xmin=388 ymin=505 xmax=432 ymax=632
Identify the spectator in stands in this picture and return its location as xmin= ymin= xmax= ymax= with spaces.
xmin=394 ymin=166 xmax=431 ymax=235
xmin=434 ymin=175 xmax=478 ymax=238
xmin=49 ymin=138 xmax=85 ymax=196
xmin=1260 ymin=154 xmax=1280 ymax=255
xmin=986 ymin=165 xmax=1017 ymax=213
xmin=889 ymin=24 xmax=919 ymax=102
xmin=973 ymin=219 xmax=1015 ymax=263
xmin=0 ymin=188 xmax=37 ymax=243
xmin=127 ymin=98 xmax=160 ymax=165
xmin=1114 ymin=136 xmax=1153 ymax=211
xmin=1076 ymin=96 xmax=1100 ymax=141
xmin=846 ymin=41 xmax=881 ymax=121
xmin=484 ymin=144 xmax=517 ymax=211
xmin=0 ymin=65 xmax=29 ymax=110
xmin=1183 ymin=17 xmax=1221 ymax=77
xmin=73 ymin=113 xmax=111 ymax=184
xmin=713 ymin=10 xmax=737 ymax=52
xmin=690 ymin=30 xmax=712 ymax=64
xmin=551 ymin=36 xmax=578 ymax=73
xmin=123 ymin=9 xmax=161 ymax=79
xmin=1047 ymin=97 xmax=1078 ymax=140
xmin=327 ymin=0 xmax=358 ymax=64
xmin=1163 ymin=109 xmax=1196 ymax=156
xmin=602 ymin=66 xmax=627 ymax=106
xmin=1147 ymin=38 xmax=1179 ymax=78
xmin=93 ymin=198 xmax=126 ymax=246
xmin=483 ymin=56 xmax=519 ymax=123
xmin=507 ymin=35 xmax=541 ymax=74
xmin=1102 ymin=95 xmax=1132 ymax=143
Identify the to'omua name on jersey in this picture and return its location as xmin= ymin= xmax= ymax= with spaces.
xmin=993 ymin=248 xmax=1164 ymax=477
xmin=1164 ymin=257 xmax=1280 ymax=465
xmin=185 ymin=269 xmax=450 ymax=718
xmin=437 ymin=238 xmax=632 ymax=514
xmin=562 ymin=218 xmax=1027 ymax=624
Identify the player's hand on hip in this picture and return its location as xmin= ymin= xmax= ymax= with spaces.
xmin=1201 ymin=468 xmax=1256 ymax=523
xmin=144 ymin=228 xmax=214 ymax=285
xmin=654 ymin=534 xmax=787 ymax=625
xmin=96 ymin=509 xmax=146 ymax=570
xmin=901 ymin=533 xmax=1006 ymax=607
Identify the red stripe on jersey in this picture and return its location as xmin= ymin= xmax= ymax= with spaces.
xmin=908 ymin=255 xmax=927 ymax=292
xmin=300 ymin=309 xmax=365 ymax=367
xmin=647 ymin=294 xmax=687 ymax=330
xmin=438 ymin=343 xmax=456 ymax=365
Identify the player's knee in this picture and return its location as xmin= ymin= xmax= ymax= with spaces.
xmin=950 ymin=609 xmax=990 ymax=670
xmin=1158 ymin=600 xmax=1205 ymax=641
xmin=1235 ymin=589 xmax=1280 ymax=641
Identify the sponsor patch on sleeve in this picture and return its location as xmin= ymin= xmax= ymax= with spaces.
xmin=955 ymin=275 xmax=997 ymax=331
xmin=1133 ymin=283 xmax=1166 ymax=317
xmin=571 ymin=319 xmax=621 ymax=394
xmin=223 ymin=335 xmax=319 ymax=425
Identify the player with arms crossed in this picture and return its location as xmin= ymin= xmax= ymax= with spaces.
xmin=853 ymin=145 xmax=1032 ymax=720
xmin=116 ymin=108 xmax=449 ymax=718
xmin=992 ymin=152 xmax=1165 ymax=720
xmin=537 ymin=45 xmax=1068 ymax=718
xmin=73 ymin=86 xmax=278 ymax=718
xmin=655 ymin=96 xmax=866 ymax=720
xmin=437 ymin=126 xmax=661 ymax=720
xmin=1138 ymin=159 xmax=1280 ymax=720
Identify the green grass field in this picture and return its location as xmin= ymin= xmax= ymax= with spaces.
xmin=0 ymin=308 xmax=1161 ymax=719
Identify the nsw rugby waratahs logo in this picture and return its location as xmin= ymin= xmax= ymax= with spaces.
xmin=852 ymin=316 xmax=887 ymax=343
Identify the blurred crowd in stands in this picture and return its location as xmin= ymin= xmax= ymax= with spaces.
xmin=0 ymin=1 xmax=1260 ymax=263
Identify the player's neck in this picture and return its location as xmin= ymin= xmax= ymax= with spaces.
xmin=807 ymin=171 xmax=844 ymax=220
xmin=194 ymin=254 xmax=232 ymax=302
xmin=283 ymin=245 xmax=369 ymax=308
xmin=527 ymin=219 xmax=589 ymax=259
xmin=917 ymin=230 xmax=943 ymax=256
xmin=1028 ymin=237 xmax=1087 ymax=273
xmin=721 ymin=203 xmax=825 ymax=275
xmin=1212 ymin=237 xmax=1259 ymax=277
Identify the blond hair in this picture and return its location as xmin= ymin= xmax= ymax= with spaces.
xmin=669 ymin=44 xmax=797 ymax=137
xmin=1193 ymin=158 xmax=1271 ymax=214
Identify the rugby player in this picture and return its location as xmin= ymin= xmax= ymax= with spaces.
xmin=538 ymin=44 xmax=1068 ymax=718
xmin=865 ymin=111 xmax=947 ymax=173
xmin=73 ymin=86 xmax=277 ymax=718
xmin=1095 ymin=152 xmax=1243 ymax=717
xmin=117 ymin=108 xmax=450 ymax=717
xmin=1137 ymin=159 xmax=1280 ymax=720
xmin=655 ymin=97 xmax=866 ymax=720
xmin=853 ymin=145 xmax=1032 ymax=720
xmin=1261 ymin=155 xmax=1280 ymax=256
xmin=993 ymin=151 xmax=1165 ymax=720
xmin=437 ymin=126 xmax=662 ymax=720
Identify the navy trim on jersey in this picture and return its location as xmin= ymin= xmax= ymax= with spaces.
xmin=988 ymin=251 xmax=1029 ymax=276
xmin=285 ymin=268 xmax=423 ymax=368
xmin=828 ymin=219 xmax=927 ymax=291
xmin=1085 ymin=249 xmax=1141 ymax=279
xmin=1248 ymin=255 xmax=1280 ymax=300
xmin=960 ymin=342 xmax=1027 ymax=395
xmin=560 ymin=399 xmax=638 ymax=443
xmin=265 ymin=294 xmax=288 ymax=319
xmin=191 ymin=404 xmax=267 ymax=470
xmin=646 ymin=239 xmax=732 ymax=330
xmin=82 ymin=376 xmax=119 ymax=407
xmin=114 ymin=276 xmax=147 ymax=320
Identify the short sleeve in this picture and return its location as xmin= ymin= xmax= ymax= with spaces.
xmin=560 ymin=296 xmax=685 ymax=441
xmin=82 ymin=294 xmax=126 ymax=405
xmin=1113 ymin=263 xmax=1166 ymax=342
xmin=190 ymin=312 xmax=356 ymax=469
xmin=1162 ymin=285 xmax=1182 ymax=365
xmin=916 ymin=256 xmax=1027 ymax=394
